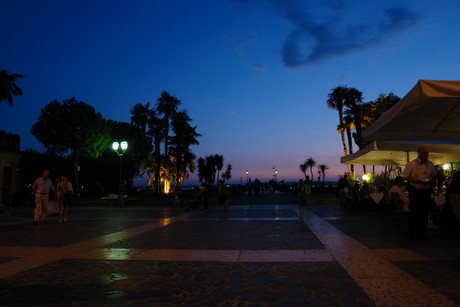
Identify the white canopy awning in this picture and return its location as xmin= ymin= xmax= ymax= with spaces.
xmin=340 ymin=141 xmax=460 ymax=166
xmin=362 ymin=80 xmax=460 ymax=142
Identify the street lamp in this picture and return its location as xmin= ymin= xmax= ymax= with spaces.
xmin=112 ymin=141 xmax=128 ymax=181
xmin=272 ymin=165 xmax=277 ymax=181
xmin=246 ymin=170 xmax=249 ymax=183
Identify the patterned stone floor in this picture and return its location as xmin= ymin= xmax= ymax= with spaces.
xmin=0 ymin=196 xmax=458 ymax=306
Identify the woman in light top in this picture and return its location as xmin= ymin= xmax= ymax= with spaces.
xmin=56 ymin=175 xmax=73 ymax=223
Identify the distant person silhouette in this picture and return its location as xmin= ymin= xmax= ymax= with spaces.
xmin=218 ymin=180 xmax=228 ymax=211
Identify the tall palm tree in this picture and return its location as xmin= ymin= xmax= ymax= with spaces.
xmin=130 ymin=102 xmax=154 ymax=164
xmin=318 ymin=164 xmax=329 ymax=187
xmin=170 ymin=110 xmax=201 ymax=191
xmin=327 ymin=86 xmax=349 ymax=172
xmin=155 ymin=91 xmax=181 ymax=156
xmin=222 ymin=164 xmax=232 ymax=182
xmin=214 ymin=154 xmax=224 ymax=188
xmin=147 ymin=110 xmax=163 ymax=193
xmin=0 ymin=70 xmax=24 ymax=106
xmin=299 ymin=162 xmax=308 ymax=180
xmin=344 ymin=88 xmax=364 ymax=149
xmin=130 ymin=102 xmax=151 ymax=134
xmin=304 ymin=157 xmax=316 ymax=182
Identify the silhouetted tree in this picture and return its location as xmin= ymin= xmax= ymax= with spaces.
xmin=327 ymin=86 xmax=349 ymax=168
xmin=318 ymin=164 xmax=329 ymax=187
xmin=299 ymin=162 xmax=308 ymax=181
xmin=304 ymin=157 xmax=316 ymax=183
xmin=0 ymin=70 xmax=24 ymax=106
xmin=130 ymin=102 xmax=154 ymax=160
xmin=155 ymin=91 xmax=181 ymax=156
xmin=222 ymin=164 xmax=232 ymax=182
xmin=31 ymin=98 xmax=110 ymax=197
xmin=17 ymin=149 xmax=71 ymax=193
xmin=197 ymin=154 xmax=225 ymax=189
xmin=170 ymin=110 xmax=200 ymax=191
xmin=327 ymin=86 xmax=363 ymax=174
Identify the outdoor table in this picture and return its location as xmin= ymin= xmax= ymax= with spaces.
xmin=369 ymin=192 xmax=384 ymax=204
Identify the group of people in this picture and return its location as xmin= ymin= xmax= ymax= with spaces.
xmin=246 ymin=178 xmax=276 ymax=195
xmin=181 ymin=180 xmax=228 ymax=211
xmin=31 ymin=169 xmax=73 ymax=224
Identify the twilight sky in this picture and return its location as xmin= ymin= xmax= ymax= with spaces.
xmin=1 ymin=0 xmax=460 ymax=184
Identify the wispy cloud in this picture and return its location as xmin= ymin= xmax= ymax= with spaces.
xmin=230 ymin=0 xmax=420 ymax=68
xmin=232 ymin=32 xmax=258 ymax=55
xmin=252 ymin=63 xmax=267 ymax=71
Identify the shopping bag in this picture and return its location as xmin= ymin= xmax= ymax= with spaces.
xmin=48 ymin=200 xmax=59 ymax=215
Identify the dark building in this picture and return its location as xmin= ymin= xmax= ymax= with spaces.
xmin=0 ymin=131 xmax=20 ymax=206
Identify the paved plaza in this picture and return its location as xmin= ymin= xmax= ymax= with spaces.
xmin=0 ymin=193 xmax=459 ymax=306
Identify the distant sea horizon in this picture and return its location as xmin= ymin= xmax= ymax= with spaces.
xmin=134 ymin=178 xmax=339 ymax=189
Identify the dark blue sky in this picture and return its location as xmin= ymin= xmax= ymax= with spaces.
xmin=1 ymin=0 xmax=460 ymax=183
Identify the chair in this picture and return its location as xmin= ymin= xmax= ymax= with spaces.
xmin=390 ymin=192 xmax=404 ymax=223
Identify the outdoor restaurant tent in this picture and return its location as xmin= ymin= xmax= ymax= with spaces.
xmin=340 ymin=141 xmax=460 ymax=166
xmin=362 ymin=80 xmax=460 ymax=142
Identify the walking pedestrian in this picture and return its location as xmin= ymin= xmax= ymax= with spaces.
xmin=31 ymin=169 xmax=56 ymax=225
xmin=56 ymin=175 xmax=73 ymax=223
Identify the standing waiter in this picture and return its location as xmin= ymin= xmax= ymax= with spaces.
xmin=403 ymin=147 xmax=437 ymax=240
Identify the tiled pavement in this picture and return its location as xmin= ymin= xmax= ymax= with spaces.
xmin=0 ymin=195 xmax=459 ymax=306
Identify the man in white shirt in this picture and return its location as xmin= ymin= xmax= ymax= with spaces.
xmin=402 ymin=147 xmax=437 ymax=239
xmin=31 ymin=169 xmax=56 ymax=224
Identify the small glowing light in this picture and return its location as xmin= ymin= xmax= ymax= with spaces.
xmin=362 ymin=174 xmax=370 ymax=181
xmin=442 ymin=163 xmax=451 ymax=171
xmin=162 ymin=218 xmax=171 ymax=226
xmin=112 ymin=141 xmax=119 ymax=151
xmin=163 ymin=180 xmax=170 ymax=194
xmin=120 ymin=141 xmax=128 ymax=151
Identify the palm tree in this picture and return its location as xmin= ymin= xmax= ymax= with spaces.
xmin=197 ymin=154 xmax=224 ymax=188
xmin=344 ymin=88 xmax=364 ymax=149
xmin=328 ymin=86 xmax=364 ymax=175
xmin=304 ymin=157 xmax=316 ymax=183
xmin=155 ymin=91 xmax=181 ymax=156
xmin=327 ymin=86 xmax=349 ymax=172
xmin=147 ymin=110 xmax=163 ymax=193
xmin=197 ymin=157 xmax=211 ymax=184
xmin=0 ymin=70 xmax=24 ymax=106
xmin=299 ymin=162 xmax=308 ymax=180
xmin=130 ymin=102 xmax=151 ymax=135
xmin=170 ymin=110 xmax=201 ymax=191
xmin=222 ymin=164 xmax=232 ymax=182
xmin=318 ymin=164 xmax=329 ymax=187
xmin=214 ymin=154 xmax=224 ymax=188
xmin=130 ymin=102 xmax=154 ymax=168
